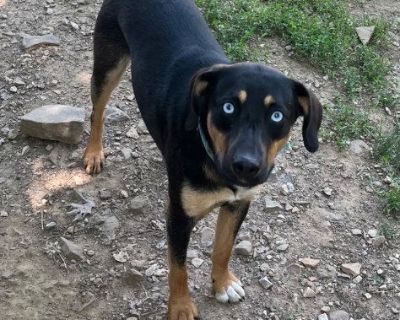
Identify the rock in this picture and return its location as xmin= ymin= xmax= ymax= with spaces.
xmin=120 ymin=190 xmax=129 ymax=198
xmin=200 ymin=227 xmax=214 ymax=247
xmin=351 ymin=228 xmax=363 ymax=236
xmin=187 ymin=249 xmax=198 ymax=259
xmin=22 ymin=34 xmax=60 ymax=50
xmin=259 ymin=276 xmax=273 ymax=290
xmin=235 ymin=240 xmax=252 ymax=256
xmin=276 ymin=243 xmax=289 ymax=252
xmin=264 ymin=197 xmax=282 ymax=212
xmin=368 ymin=229 xmax=378 ymax=238
xmin=128 ymin=195 xmax=147 ymax=214
xmin=45 ymin=221 xmax=57 ymax=230
xmin=126 ymin=126 xmax=139 ymax=139
xmin=60 ymin=237 xmax=85 ymax=261
xmin=0 ymin=210 xmax=8 ymax=217
xmin=371 ymin=236 xmax=386 ymax=247
xmin=191 ymin=258 xmax=204 ymax=268
xmin=9 ymin=86 xmax=17 ymax=93
xmin=121 ymin=148 xmax=132 ymax=160
xmin=321 ymin=306 xmax=331 ymax=313
xmin=99 ymin=190 xmax=112 ymax=200
xmin=341 ymin=263 xmax=362 ymax=277
xmin=318 ymin=314 xmax=329 ymax=320
xmin=105 ymin=106 xmax=129 ymax=123
xmin=113 ymin=251 xmax=129 ymax=263
xmin=281 ymin=182 xmax=294 ymax=195
xmin=353 ymin=275 xmax=363 ymax=284
xmin=364 ymin=292 xmax=372 ymax=299
xmin=20 ymin=105 xmax=84 ymax=144
xmin=356 ymin=26 xmax=375 ymax=45
xmin=303 ymin=287 xmax=316 ymax=298
xmin=102 ymin=215 xmax=119 ymax=243
xmin=124 ymin=268 xmax=144 ymax=286
xmin=323 ymin=187 xmax=333 ymax=197
xmin=299 ymin=258 xmax=320 ymax=268
xmin=329 ymin=310 xmax=350 ymax=320
xmin=349 ymin=139 xmax=370 ymax=155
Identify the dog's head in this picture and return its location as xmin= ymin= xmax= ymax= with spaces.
xmin=186 ymin=63 xmax=322 ymax=188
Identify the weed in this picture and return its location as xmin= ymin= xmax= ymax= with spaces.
xmin=381 ymin=186 xmax=400 ymax=218
xmin=378 ymin=222 xmax=396 ymax=240
xmin=375 ymin=123 xmax=400 ymax=172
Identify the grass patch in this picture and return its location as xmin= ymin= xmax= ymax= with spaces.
xmin=381 ymin=187 xmax=400 ymax=218
xmin=323 ymin=99 xmax=375 ymax=150
xmin=375 ymin=123 xmax=400 ymax=172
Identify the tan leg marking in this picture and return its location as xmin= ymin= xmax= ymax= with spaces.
xmin=84 ymin=56 xmax=130 ymax=174
xmin=212 ymin=205 xmax=246 ymax=303
xmin=168 ymin=260 xmax=198 ymax=320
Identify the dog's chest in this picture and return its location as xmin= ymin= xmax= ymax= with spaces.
xmin=181 ymin=184 xmax=260 ymax=218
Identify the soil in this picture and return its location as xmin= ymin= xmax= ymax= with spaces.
xmin=0 ymin=1 xmax=399 ymax=320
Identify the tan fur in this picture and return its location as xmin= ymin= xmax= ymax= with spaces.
xmin=181 ymin=183 xmax=259 ymax=218
xmin=266 ymin=137 xmax=289 ymax=167
xmin=194 ymin=80 xmax=208 ymax=96
xmin=298 ymin=96 xmax=309 ymax=115
xmin=238 ymin=90 xmax=247 ymax=103
xmin=207 ymin=112 xmax=227 ymax=158
xmin=264 ymin=95 xmax=275 ymax=107
xmin=84 ymin=56 xmax=130 ymax=174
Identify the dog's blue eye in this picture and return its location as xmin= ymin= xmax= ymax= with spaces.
xmin=271 ymin=111 xmax=283 ymax=122
xmin=223 ymin=102 xmax=235 ymax=114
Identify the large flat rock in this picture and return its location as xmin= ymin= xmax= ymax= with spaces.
xmin=20 ymin=104 xmax=85 ymax=144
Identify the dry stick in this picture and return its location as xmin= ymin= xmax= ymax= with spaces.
xmin=41 ymin=211 xmax=44 ymax=230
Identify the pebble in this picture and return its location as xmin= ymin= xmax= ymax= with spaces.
xmin=0 ymin=210 xmax=8 ymax=217
xmin=22 ymin=34 xmax=60 ymax=50
xmin=45 ymin=221 xmax=57 ymax=230
xmin=349 ymin=139 xmax=370 ymax=155
xmin=102 ymin=215 xmax=120 ymax=243
xmin=259 ymin=276 xmax=273 ymax=290
xmin=121 ymin=148 xmax=132 ymax=160
xmin=276 ymin=243 xmax=289 ymax=252
xmin=281 ymin=182 xmax=294 ymax=195
xmin=20 ymin=105 xmax=84 ymax=144
xmin=99 ymin=190 xmax=112 ymax=200
xmin=341 ymin=262 xmax=362 ymax=277
xmin=299 ymin=257 xmax=320 ymax=268
xmin=126 ymin=126 xmax=139 ymax=139
xmin=368 ymin=229 xmax=378 ymax=238
xmin=191 ymin=258 xmax=204 ymax=268
xmin=323 ymin=187 xmax=333 ymax=197
xmin=9 ymin=86 xmax=17 ymax=93
xmin=364 ymin=292 xmax=372 ymax=299
xmin=113 ymin=251 xmax=129 ymax=263
xmin=264 ymin=197 xmax=283 ymax=212
xmin=351 ymin=228 xmax=363 ymax=236
xmin=318 ymin=314 xmax=329 ymax=320
xmin=21 ymin=145 xmax=30 ymax=156
xmin=120 ymin=190 xmax=129 ymax=198
xmin=321 ymin=306 xmax=331 ymax=313
xmin=200 ymin=227 xmax=214 ymax=247
xmin=303 ymin=287 xmax=316 ymax=298
xmin=60 ymin=237 xmax=85 ymax=261
xmin=353 ymin=275 xmax=363 ymax=283
xmin=128 ymin=195 xmax=147 ymax=214
xmin=235 ymin=240 xmax=252 ymax=256
xmin=329 ymin=310 xmax=350 ymax=320
xmin=105 ymin=106 xmax=129 ymax=123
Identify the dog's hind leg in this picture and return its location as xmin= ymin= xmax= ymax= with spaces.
xmin=84 ymin=14 xmax=130 ymax=174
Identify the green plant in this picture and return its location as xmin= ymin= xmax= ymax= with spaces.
xmin=375 ymin=123 xmax=400 ymax=172
xmin=382 ymin=187 xmax=400 ymax=218
xmin=378 ymin=222 xmax=396 ymax=239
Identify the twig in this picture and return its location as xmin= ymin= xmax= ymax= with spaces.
xmin=41 ymin=211 xmax=44 ymax=230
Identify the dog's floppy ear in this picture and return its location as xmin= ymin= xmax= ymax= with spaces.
xmin=185 ymin=64 xmax=228 ymax=131
xmin=292 ymin=80 xmax=323 ymax=152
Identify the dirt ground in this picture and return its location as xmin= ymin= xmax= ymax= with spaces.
xmin=0 ymin=1 xmax=399 ymax=320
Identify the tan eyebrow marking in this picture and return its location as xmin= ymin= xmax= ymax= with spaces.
xmin=238 ymin=90 xmax=247 ymax=104
xmin=264 ymin=95 xmax=275 ymax=107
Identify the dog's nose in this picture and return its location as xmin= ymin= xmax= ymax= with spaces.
xmin=232 ymin=154 xmax=261 ymax=178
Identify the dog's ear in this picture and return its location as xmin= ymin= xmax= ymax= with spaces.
xmin=292 ymin=80 xmax=323 ymax=152
xmin=185 ymin=64 xmax=228 ymax=131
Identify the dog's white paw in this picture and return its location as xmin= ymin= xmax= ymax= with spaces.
xmin=215 ymin=280 xmax=245 ymax=303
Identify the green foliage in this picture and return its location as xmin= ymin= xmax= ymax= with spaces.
xmin=381 ymin=187 xmax=400 ymax=218
xmin=375 ymin=123 xmax=400 ymax=173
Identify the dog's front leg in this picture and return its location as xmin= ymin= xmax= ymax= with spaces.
xmin=212 ymin=201 xmax=250 ymax=303
xmin=167 ymin=200 xmax=199 ymax=320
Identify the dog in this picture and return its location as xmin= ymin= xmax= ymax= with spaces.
xmin=83 ymin=0 xmax=322 ymax=319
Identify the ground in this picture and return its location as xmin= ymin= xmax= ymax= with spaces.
xmin=0 ymin=0 xmax=399 ymax=320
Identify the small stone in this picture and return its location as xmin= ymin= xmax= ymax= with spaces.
xmin=299 ymin=257 xmax=320 ymax=268
xmin=70 ymin=21 xmax=79 ymax=30
xmin=0 ymin=210 xmax=9 ymax=217
xmin=235 ymin=240 xmax=252 ymax=256
xmin=200 ymin=227 xmax=214 ymax=247
xmin=128 ymin=195 xmax=147 ymax=214
xmin=7 ymin=129 xmax=18 ymax=140
xmin=21 ymin=145 xmax=30 ymax=156
xmin=341 ymin=263 xmax=362 ymax=277
xmin=329 ymin=310 xmax=350 ymax=320
xmin=20 ymin=105 xmax=84 ymax=144
xmin=264 ymin=197 xmax=283 ymax=212
xmin=9 ymin=86 xmax=17 ymax=93
xmin=383 ymin=176 xmax=393 ymax=184
xmin=376 ymin=269 xmax=384 ymax=275
xmin=318 ymin=314 xmax=329 ymax=320
xmin=349 ymin=139 xmax=370 ymax=155
xmin=321 ymin=306 xmax=331 ymax=313
xmin=259 ymin=276 xmax=273 ymax=290
xmin=281 ymin=182 xmax=294 ymax=195
xmin=351 ymin=228 xmax=363 ymax=236
xmin=126 ymin=126 xmax=139 ymax=139
xmin=99 ymin=190 xmax=112 ymax=200
xmin=22 ymin=34 xmax=60 ymax=50
xmin=113 ymin=251 xmax=129 ymax=263
xmin=121 ymin=148 xmax=132 ymax=160
xmin=353 ymin=275 xmax=363 ymax=283
xmin=102 ymin=215 xmax=120 ymax=242
xmin=392 ymin=308 xmax=399 ymax=314
xmin=323 ymin=187 xmax=333 ymax=197
xmin=395 ymin=264 xmax=400 ymax=271
xmin=303 ymin=287 xmax=316 ymax=298
xmin=372 ymin=235 xmax=386 ymax=247
xmin=125 ymin=268 xmax=144 ymax=285
xmin=45 ymin=221 xmax=57 ymax=230
xmin=276 ymin=243 xmax=289 ymax=252
xmin=363 ymin=292 xmax=372 ymax=299
xmin=86 ymin=250 xmax=95 ymax=256
xmin=191 ymin=258 xmax=204 ymax=268
xmin=187 ymin=249 xmax=198 ymax=259
xmin=120 ymin=190 xmax=129 ymax=198
xmin=60 ymin=237 xmax=84 ymax=260
xmin=356 ymin=26 xmax=375 ymax=45
xmin=368 ymin=229 xmax=378 ymax=238
xmin=105 ymin=106 xmax=129 ymax=123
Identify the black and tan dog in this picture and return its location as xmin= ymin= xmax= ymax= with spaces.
xmin=83 ymin=0 xmax=322 ymax=319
